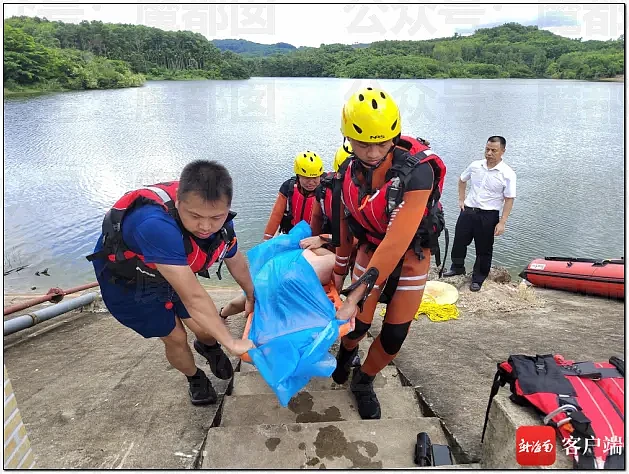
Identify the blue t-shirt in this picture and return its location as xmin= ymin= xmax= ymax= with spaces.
xmin=93 ymin=204 xmax=237 ymax=294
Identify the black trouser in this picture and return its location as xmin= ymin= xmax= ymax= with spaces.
xmin=449 ymin=206 xmax=500 ymax=285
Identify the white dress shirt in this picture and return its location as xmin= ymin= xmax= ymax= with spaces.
xmin=460 ymin=159 xmax=516 ymax=211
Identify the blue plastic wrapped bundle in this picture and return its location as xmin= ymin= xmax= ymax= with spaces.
xmin=244 ymin=221 xmax=345 ymax=407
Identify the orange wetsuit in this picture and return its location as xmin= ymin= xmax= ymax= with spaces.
xmin=334 ymin=151 xmax=434 ymax=376
xmin=263 ymin=178 xmax=322 ymax=241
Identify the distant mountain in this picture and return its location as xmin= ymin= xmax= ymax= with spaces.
xmin=211 ymin=39 xmax=297 ymax=56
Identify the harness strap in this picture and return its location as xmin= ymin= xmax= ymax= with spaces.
xmin=609 ymin=356 xmax=625 ymax=376
xmin=481 ymin=369 xmax=507 ymax=443
xmin=330 ymin=160 xmax=351 ymax=248
xmin=340 ymin=267 xmax=379 ymax=312
xmin=438 ymin=227 xmax=449 ymax=278
xmin=379 ymin=257 xmax=404 ymax=305
xmin=559 ymin=362 xmax=623 ymax=380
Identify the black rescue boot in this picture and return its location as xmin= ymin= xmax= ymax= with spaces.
xmin=187 ymin=369 xmax=218 ymax=406
xmin=331 ymin=343 xmax=359 ymax=385
xmin=193 ymin=340 xmax=233 ymax=380
xmin=350 ymin=366 xmax=381 ymax=420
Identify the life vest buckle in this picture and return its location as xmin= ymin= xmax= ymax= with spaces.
xmin=542 ymin=404 xmax=578 ymax=426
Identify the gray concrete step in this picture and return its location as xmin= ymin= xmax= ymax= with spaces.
xmin=232 ymin=364 xmax=402 ymax=396
xmin=422 ymin=463 xmax=482 ymax=469
xmin=221 ymin=387 xmax=422 ymax=426
xmin=202 ymin=417 xmax=449 ymax=469
xmin=238 ymin=335 xmax=377 ymax=376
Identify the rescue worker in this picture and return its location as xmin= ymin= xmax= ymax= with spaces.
xmin=299 ymin=142 xmax=353 ymax=252
xmin=87 ymin=160 xmax=255 ymax=406
xmin=263 ymin=151 xmax=325 ymax=241
xmin=330 ymin=87 xmax=446 ymax=420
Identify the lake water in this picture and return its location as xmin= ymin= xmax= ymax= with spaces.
xmin=3 ymin=77 xmax=624 ymax=293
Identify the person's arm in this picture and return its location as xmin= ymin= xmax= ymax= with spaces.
xmin=458 ymin=163 xmax=472 ymax=210
xmin=263 ymin=193 xmax=287 ymax=241
xmin=495 ymin=172 xmax=516 ymax=236
xmin=458 ymin=179 xmax=467 ymax=210
xmin=332 ymin=202 xmax=354 ymax=291
xmin=155 ymin=263 xmax=250 ymax=354
xmin=224 ymin=250 xmax=255 ymax=314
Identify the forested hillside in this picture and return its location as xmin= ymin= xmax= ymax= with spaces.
xmin=247 ymin=23 xmax=624 ymax=80
xmin=211 ymin=39 xmax=297 ymax=56
xmin=4 ymin=18 xmax=623 ymax=95
xmin=4 ymin=16 xmax=250 ymax=93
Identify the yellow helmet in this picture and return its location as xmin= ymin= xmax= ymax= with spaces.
xmin=341 ymin=87 xmax=401 ymax=143
xmin=294 ymin=151 xmax=324 ymax=178
xmin=333 ymin=141 xmax=353 ymax=172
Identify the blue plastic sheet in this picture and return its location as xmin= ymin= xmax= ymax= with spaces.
xmin=245 ymin=221 xmax=346 ymax=407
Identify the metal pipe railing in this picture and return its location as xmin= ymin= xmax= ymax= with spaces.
xmin=3 ymin=282 xmax=99 ymax=317
xmin=4 ymin=292 xmax=98 ymax=336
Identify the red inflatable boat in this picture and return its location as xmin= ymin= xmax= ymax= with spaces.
xmin=520 ymin=257 xmax=625 ymax=299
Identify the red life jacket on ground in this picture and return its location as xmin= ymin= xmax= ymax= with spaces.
xmin=279 ymin=177 xmax=317 ymax=233
xmin=482 ymin=354 xmax=625 ymax=470
xmin=332 ymin=135 xmax=449 ymax=274
xmin=86 ymin=181 xmax=236 ymax=284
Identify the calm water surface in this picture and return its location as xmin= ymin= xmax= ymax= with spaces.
xmin=3 ymin=77 xmax=624 ymax=293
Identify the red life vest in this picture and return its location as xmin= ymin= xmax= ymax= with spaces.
xmin=279 ymin=177 xmax=317 ymax=233
xmin=482 ymin=354 xmax=625 ymax=469
xmin=86 ymin=181 xmax=236 ymax=284
xmin=336 ymin=136 xmax=448 ymax=267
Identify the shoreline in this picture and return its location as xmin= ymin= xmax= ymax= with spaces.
xmin=5 ymin=75 xmax=623 ymax=98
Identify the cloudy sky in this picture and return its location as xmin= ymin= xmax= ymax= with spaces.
xmin=4 ymin=2 xmax=625 ymax=47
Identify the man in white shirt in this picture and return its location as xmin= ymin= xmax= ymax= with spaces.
xmin=442 ymin=136 xmax=516 ymax=291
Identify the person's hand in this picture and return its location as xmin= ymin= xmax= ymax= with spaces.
xmin=494 ymin=221 xmax=505 ymax=236
xmin=333 ymin=272 xmax=346 ymax=292
xmin=226 ymin=338 xmax=255 ymax=356
xmin=245 ymin=295 xmax=255 ymax=315
xmin=299 ymin=236 xmax=323 ymax=250
xmin=336 ymin=301 xmax=358 ymax=331
xmin=459 ymin=199 xmax=465 ymax=211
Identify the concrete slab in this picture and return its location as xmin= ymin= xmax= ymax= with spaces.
xmin=2 ymin=288 xmax=247 ymax=469
xmin=369 ymin=288 xmax=624 ymax=463
xmin=202 ymin=417 xmax=449 ymax=469
xmin=232 ymin=365 xmax=402 ymax=396
xmin=238 ymin=335 xmax=377 ymax=375
xmin=423 ymin=464 xmax=482 ymax=469
xmin=221 ymin=387 xmax=422 ymax=426
xmin=481 ymin=389 xmax=573 ymax=469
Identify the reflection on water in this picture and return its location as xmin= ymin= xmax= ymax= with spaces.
xmin=3 ymin=78 xmax=624 ymax=293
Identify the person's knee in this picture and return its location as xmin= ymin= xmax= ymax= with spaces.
xmin=380 ymin=321 xmax=412 ymax=355
xmin=161 ymin=323 xmax=189 ymax=348
xmin=346 ymin=319 xmax=371 ymax=340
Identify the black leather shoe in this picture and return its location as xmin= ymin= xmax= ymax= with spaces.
xmin=442 ymin=269 xmax=466 ymax=278
xmin=470 ymin=282 xmax=482 ymax=292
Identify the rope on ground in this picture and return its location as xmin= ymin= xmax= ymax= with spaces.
xmin=379 ymin=294 xmax=459 ymax=322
